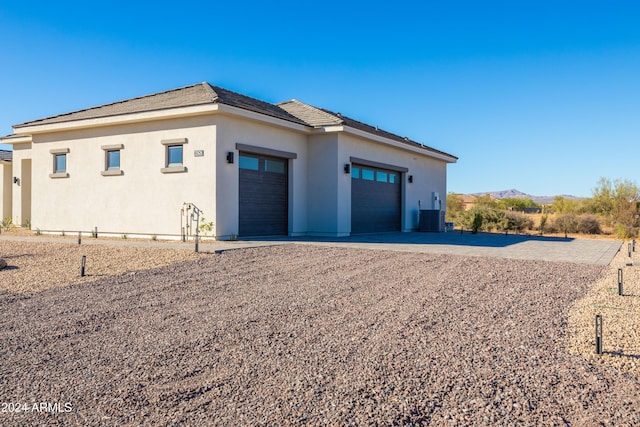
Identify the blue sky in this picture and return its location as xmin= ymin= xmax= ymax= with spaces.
xmin=1 ymin=1 xmax=639 ymax=197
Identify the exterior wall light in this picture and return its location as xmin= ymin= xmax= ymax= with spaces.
xmin=408 ymin=175 xmax=413 ymax=183
xmin=344 ymin=164 xmax=351 ymax=174
xmin=226 ymin=152 xmax=234 ymax=164
xmin=13 ymin=177 xmax=19 ymax=184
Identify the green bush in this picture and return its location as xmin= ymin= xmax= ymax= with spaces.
xmin=578 ymin=215 xmax=602 ymax=235
xmin=614 ymin=223 xmax=637 ymax=239
xmin=455 ymin=207 xmax=534 ymax=234
xmin=539 ymin=214 xmax=549 ymax=235
xmin=472 ymin=211 xmax=483 ymax=234
xmin=554 ymin=214 xmax=579 ymax=234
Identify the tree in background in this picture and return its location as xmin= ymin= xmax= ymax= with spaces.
xmin=474 ymin=194 xmax=496 ymax=208
xmin=552 ymin=196 xmax=581 ymax=215
xmin=589 ymin=177 xmax=640 ymax=238
xmin=445 ymin=193 xmax=464 ymax=222
xmin=496 ymin=197 xmax=540 ymax=211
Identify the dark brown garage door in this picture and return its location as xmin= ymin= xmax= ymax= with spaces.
xmin=351 ymin=164 xmax=401 ymax=233
xmin=239 ymin=153 xmax=288 ymax=237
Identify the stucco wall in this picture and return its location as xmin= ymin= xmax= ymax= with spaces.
xmin=306 ymin=133 xmax=343 ymax=236
xmin=215 ymin=115 xmax=309 ymax=238
xmin=10 ymin=143 xmax=31 ymax=226
xmin=9 ymin=111 xmax=451 ymax=238
xmin=0 ymin=161 xmax=12 ymax=219
xmin=338 ymin=132 xmax=448 ymax=232
xmin=29 ymin=116 xmax=217 ymax=236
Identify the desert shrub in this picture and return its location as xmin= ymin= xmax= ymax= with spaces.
xmin=577 ymin=214 xmax=602 ymax=235
xmin=539 ymin=214 xmax=549 ymax=235
xmin=554 ymin=214 xmax=579 ymax=234
xmin=614 ymin=223 xmax=637 ymax=239
xmin=497 ymin=211 xmax=533 ymax=233
xmin=456 ymin=207 xmax=533 ymax=234
xmin=471 ymin=211 xmax=483 ymax=234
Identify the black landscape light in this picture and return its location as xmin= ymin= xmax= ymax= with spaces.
xmin=80 ymin=255 xmax=87 ymax=277
xmin=618 ymin=268 xmax=624 ymax=296
xmin=226 ymin=152 xmax=234 ymax=164
xmin=344 ymin=164 xmax=350 ymax=174
xmin=595 ymin=314 xmax=603 ymax=355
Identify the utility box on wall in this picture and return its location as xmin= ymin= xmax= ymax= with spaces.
xmin=419 ymin=209 xmax=445 ymax=232
xmin=432 ymin=192 xmax=441 ymax=210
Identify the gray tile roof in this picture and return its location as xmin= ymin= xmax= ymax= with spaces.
xmin=12 ymin=82 xmax=456 ymax=160
xmin=280 ymin=100 xmax=457 ymax=160
xmin=0 ymin=150 xmax=12 ymax=162
xmin=278 ymin=100 xmax=344 ymax=127
xmin=321 ymin=107 xmax=458 ymax=160
xmin=14 ymin=83 xmax=307 ymax=128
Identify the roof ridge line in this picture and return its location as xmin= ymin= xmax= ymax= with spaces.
xmin=201 ymin=82 xmax=219 ymax=103
xmin=296 ymin=100 xmax=344 ymax=124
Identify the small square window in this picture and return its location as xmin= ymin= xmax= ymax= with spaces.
xmin=54 ymin=154 xmax=66 ymax=173
xmin=49 ymin=148 xmax=70 ymax=178
xmin=101 ymin=144 xmax=124 ymax=176
xmin=167 ymin=145 xmax=183 ymax=166
xmin=389 ymin=173 xmax=397 ymax=184
xmin=160 ymin=138 xmax=187 ymax=173
xmin=106 ymin=150 xmax=120 ymax=170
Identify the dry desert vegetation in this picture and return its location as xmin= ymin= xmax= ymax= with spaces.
xmin=1 ymin=236 xmax=640 ymax=425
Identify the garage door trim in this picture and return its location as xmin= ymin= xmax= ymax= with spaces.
xmin=349 ymin=157 xmax=408 ymax=173
xmin=236 ymin=143 xmax=297 ymax=159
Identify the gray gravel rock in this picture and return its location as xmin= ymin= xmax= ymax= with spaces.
xmin=1 ymin=244 xmax=639 ymax=426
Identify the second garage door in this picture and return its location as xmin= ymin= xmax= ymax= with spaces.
xmin=351 ymin=164 xmax=401 ymax=233
xmin=239 ymin=153 xmax=288 ymax=237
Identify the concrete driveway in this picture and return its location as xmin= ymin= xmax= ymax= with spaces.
xmin=243 ymin=232 xmax=623 ymax=265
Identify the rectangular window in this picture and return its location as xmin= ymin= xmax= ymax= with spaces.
xmin=264 ymin=158 xmax=285 ymax=174
xmin=54 ymin=154 xmax=66 ymax=173
xmin=160 ymin=138 xmax=187 ymax=173
xmin=239 ymin=155 xmax=259 ymax=170
xmin=167 ymin=145 xmax=183 ymax=166
xmin=49 ymin=148 xmax=70 ymax=179
xmin=361 ymin=169 xmax=374 ymax=181
xmin=376 ymin=171 xmax=388 ymax=183
xmin=101 ymin=144 xmax=124 ymax=176
xmin=351 ymin=166 xmax=360 ymax=179
xmin=389 ymin=173 xmax=397 ymax=184
xmin=106 ymin=150 xmax=120 ymax=169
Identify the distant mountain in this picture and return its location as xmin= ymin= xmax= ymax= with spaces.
xmin=470 ymin=189 xmax=583 ymax=205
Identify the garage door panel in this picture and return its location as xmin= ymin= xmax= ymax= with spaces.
xmin=351 ymin=165 xmax=401 ymax=234
xmin=239 ymin=154 xmax=288 ymax=237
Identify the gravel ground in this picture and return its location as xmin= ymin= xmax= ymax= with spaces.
xmin=1 ymin=243 xmax=640 ymax=426
xmin=567 ymin=242 xmax=640 ymax=376
xmin=0 ymin=239 xmax=201 ymax=293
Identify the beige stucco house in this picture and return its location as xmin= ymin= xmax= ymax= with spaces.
xmin=0 ymin=82 xmax=457 ymax=239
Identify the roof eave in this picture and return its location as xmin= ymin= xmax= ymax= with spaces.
xmin=340 ymin=126 xmax=458 ymax=163
xmin=12 ymin=103 xmax=312 ymax=136
xmin=12 ymin=104 xmax=221 ymax=135
xmin=0 ymin=134 xmax=32 ymax=144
